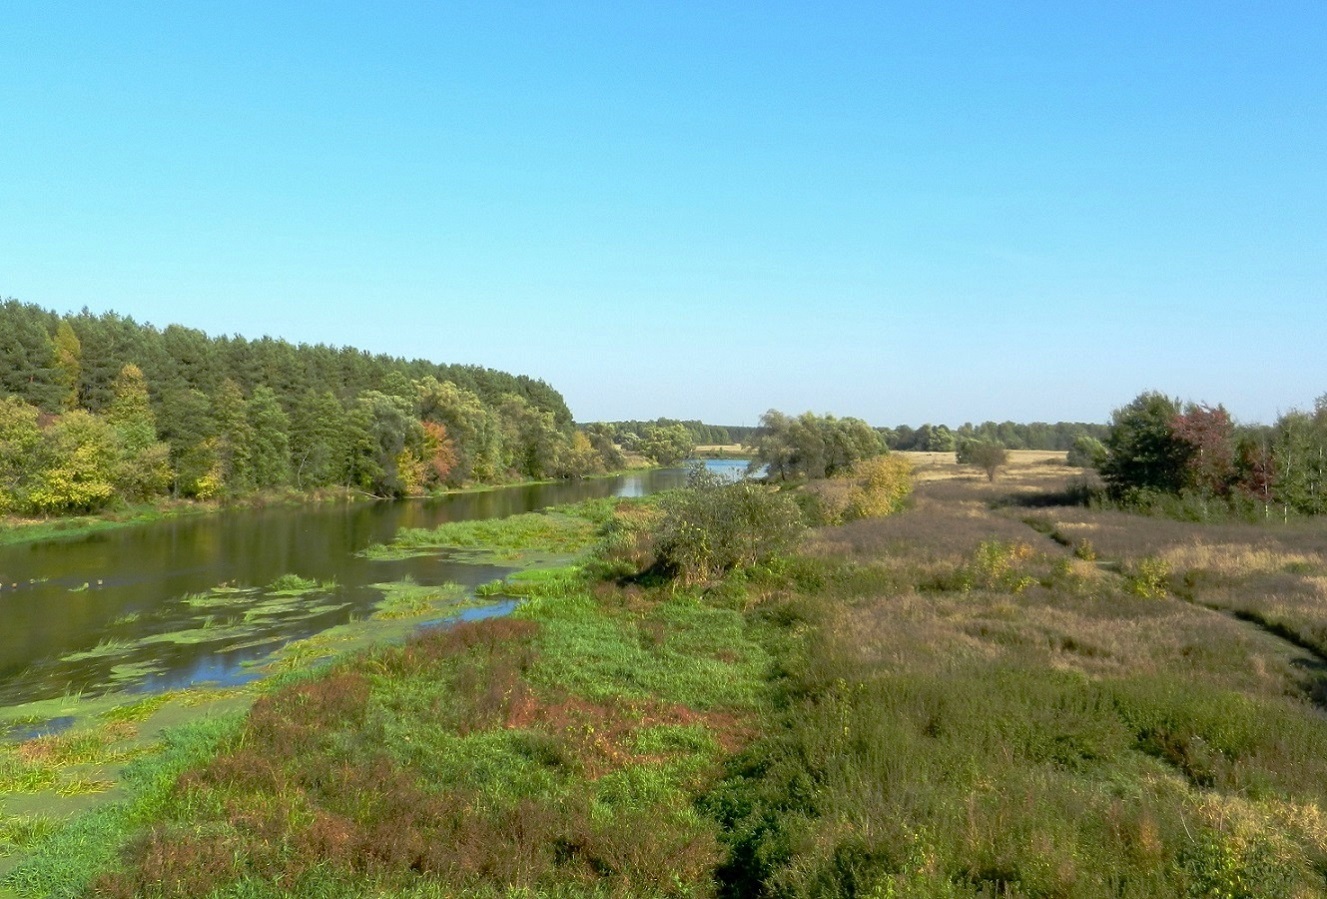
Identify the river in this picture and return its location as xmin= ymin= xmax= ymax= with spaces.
xmin=0 ymin=461 xmax=749 ymax=709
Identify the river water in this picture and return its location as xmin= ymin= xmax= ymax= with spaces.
xmin=0 ymin=461 xmax=749 ymax=708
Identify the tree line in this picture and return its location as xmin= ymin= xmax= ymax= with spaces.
xmin=0 ymin=300 xmax=621 ymax=515
xmin=884 ymin=420 xmax=1109 ymax=453
xmin=597 ymin=419 xmax=733 ymax=448
xmin=1097 ymin=390 xmax=1327 ymax=519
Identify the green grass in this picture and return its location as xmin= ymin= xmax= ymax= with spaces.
xmin=0 ymin=816 xmax=60 ymax=857
xmin=3 ymin=713 xmax=243 ymax=899
xmin=520 ymin=590 xmax=769 ymax=710
xmin=359 ymin=500 xmax=618 ymax=562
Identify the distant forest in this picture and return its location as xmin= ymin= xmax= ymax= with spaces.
xmin=596 ymin=420 xmax=741 ymax=447
xmin=601 ymin=420 xmax=1111 ymax=454
xmin=884 ymin=421 xmax=1110 ymax=452
xmin=0 ymin=300 xmax=622 ymax=514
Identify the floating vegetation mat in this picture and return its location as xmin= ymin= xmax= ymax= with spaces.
xmin=51 ymin=576 xmax=348 ymax=690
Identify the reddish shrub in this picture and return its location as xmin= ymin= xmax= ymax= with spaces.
xmin=103 ymin=825 xmax=241 ymax=899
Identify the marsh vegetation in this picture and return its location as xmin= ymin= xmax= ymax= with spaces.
xmin=6 ymin=448 xmax=1327 ymax=896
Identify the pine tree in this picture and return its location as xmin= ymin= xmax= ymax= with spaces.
xmin=247 ymin=386 xmax=291 ymax=489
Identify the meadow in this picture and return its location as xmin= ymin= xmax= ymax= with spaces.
xmin=5 ymin=451 xmax=1327 ymax=897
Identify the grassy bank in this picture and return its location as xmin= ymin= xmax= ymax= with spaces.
xmin=8 ymin=458 xmax=1327 ymax=896
xmin=0 ymin=488 xmax=375 ymax=548
xmin=0 ymin=507 xmax=179 ymax=548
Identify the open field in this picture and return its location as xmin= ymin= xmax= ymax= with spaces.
xmin=693 ymin=445 xmax=750 ymax=460
xmin=898 ymin=448 xmax=1072 ymax=481
xmin=7 ymin=457 xmax=1327 ymax=897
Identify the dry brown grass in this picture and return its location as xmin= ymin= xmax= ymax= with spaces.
xmin=807 ymin=467 xmax=1073 ymax=563
xmin=1160 ymin=542 xmax=1324 ymax=578
xmin=807 ymin=455 xmax=1327 ymax=702
xmin=899 ymin=449 xmax=1071 ymax=482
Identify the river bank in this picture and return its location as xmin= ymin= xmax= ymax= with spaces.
xmin=0 ymin=459 xmax=690 ymax=550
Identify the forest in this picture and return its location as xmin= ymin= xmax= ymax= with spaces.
xmin=0 ymin=300 xmax=622 ymax=515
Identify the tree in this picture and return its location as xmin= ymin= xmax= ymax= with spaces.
xmin=349 ymin=391 xmax=422 ymax=496
xmin=157 ymin=388 xmax=218 ymax=498
xmin=1066 ymin=435 xmax=1106 ymax=469
xmin=28 ymin=411 xmax=118 ymax=514
xmin=0 ymin=396 xmax=43 ymax=512
xmin=750 ymin=410 xmax=796 ymax=480
xmin=1170 ymin=403 xmax=1237 ymax=496
xmin=581 ymin=423 xmax=625 ymax=471
xmin=1099 ymin=392 xmax=1190 ymax=500
xmin=957 ymin=439 xmax=1009 ymax=481
xmin=70 ymin=309 xmax=146 ymax=413
xmin=247 ymin=386 xmax=292 ymax=490
xmin=417 ymin=377 xmax=501 ymax=484
xmin=495 ymin=393 xmax=566 ymax=480
xmin=751 ymin=410 xmax=885 ymax=481
xmin=639 ymin=423 xmax=696 ymax=467
xmin=107 ymin=364 xmax=172 ymax=501
xmin=556 ymin=430 xmax=603 ymax=479
xmin=1270 ymin=408 xmax=1327 ymax=517
xmin=212 ymin=380 xmax=255 ymax=494
xmin=822 ymin=416 xmax=885 ymax=476
xmin=288 ymin=390 xmax=349 ymax=489
xmin=0 ymin=300 xmax=63 ymax=411
xmin=420 ymin=421 xmax=458 ymax=488
xmin=52 ymin=320 xmax=82 ymax=410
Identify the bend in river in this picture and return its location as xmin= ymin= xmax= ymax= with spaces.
xmin=0 ymin=461 xmax=749 ymax=709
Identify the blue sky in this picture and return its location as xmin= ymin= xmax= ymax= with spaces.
xmin=2 ymin=3 xmax=1323 ymax=427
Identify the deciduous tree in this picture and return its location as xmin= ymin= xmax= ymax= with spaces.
xmin=1099 ymin=392 xmax=1190 ymax=500
xmin=28 ymin=411 xmax=118 ymax=514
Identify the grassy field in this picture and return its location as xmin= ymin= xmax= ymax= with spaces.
xmin=6 ymin=457 xmax=1327 ymax=897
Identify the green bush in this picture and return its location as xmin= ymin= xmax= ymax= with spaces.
xmin=656 ymin=468 xmax=804 ymax=584
xmin=1125 ymin=556 xmax=1171 ymax=598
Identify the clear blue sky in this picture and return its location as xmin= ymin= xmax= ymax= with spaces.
xmin=2 ymin=3 xmax=1323 ymax=427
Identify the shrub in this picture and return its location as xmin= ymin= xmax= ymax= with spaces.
xmin=803 ymin=455 xmax=913 ymax=525
xmin=845 ymin=454 xmax=913 ymax=519
xmin=655 ymin=468 xmax=804 ymax=584
xmin=956 ymin=439 xmax=1009 ymax=481
xmin=1126 ymin=556 xmax=1171 ymax=598
xmin=965 ymin=540 xmax=1038 ymax=593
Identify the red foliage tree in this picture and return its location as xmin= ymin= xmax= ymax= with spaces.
xmin=421 ymin=421 xmax=458 ymax=486
xmin=1170 ymin=403 xmax=1236 ymax=495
